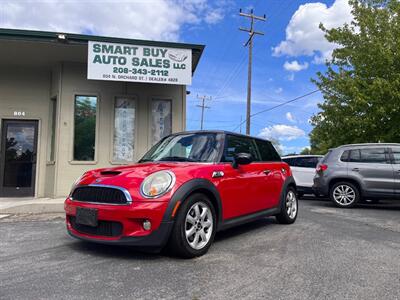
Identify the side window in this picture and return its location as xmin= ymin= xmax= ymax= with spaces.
xmin=340 ymin=150 xmax=350 ymax=162
xmin=151 ymin=99 xmax=172 ymax=146
xmin=349 ymin=148 xmax=387 ymax=163
xmin=297 ymin=157 xmax=319 ymax=168
xmin=359 ymin=148 xmax=387 ymax=163
xmin=282 ymin=158 xmax=292 ymax=166
xmin=391 ymin=147 xmax=400 ymax=164
xmin=290 ymin=158 xmax=300 ymax=167
xmin=255 ymin=139 xmax=281 ymax=162
xmin=223 ymin=135 xmax=260 ymax=162
xmin=73 ymin=95 xmax=97 ymax=161
xmin=349 ymin=149 xmax=361 ymax=162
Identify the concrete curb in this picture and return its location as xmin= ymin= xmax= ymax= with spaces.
xmin=0 ymin=198 xmax=65 ymax=214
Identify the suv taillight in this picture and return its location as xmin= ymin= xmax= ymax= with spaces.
xmin=316 ymin=164 xmax=328 ymax=172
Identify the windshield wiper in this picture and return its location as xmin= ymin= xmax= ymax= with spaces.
xmin=158 ymin=156 xmax=197 ymax=162
xmin=138 ymin=159 xmax=153 ymax=163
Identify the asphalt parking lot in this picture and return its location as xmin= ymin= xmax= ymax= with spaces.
xmin=1 ymin=198 xmax=399 ymax=300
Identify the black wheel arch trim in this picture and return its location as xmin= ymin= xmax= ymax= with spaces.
xmin=163 ymin=178 xmax=223 ymax=224
xmin=328 ymin=177 xmax=364 ymax=196
xmin=279 ymin=176 xmax=296 ymax=209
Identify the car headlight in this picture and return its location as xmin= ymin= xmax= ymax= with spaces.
xmin=140 ymin=170 xmax=176 ymax=198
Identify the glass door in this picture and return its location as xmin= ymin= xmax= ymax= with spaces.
xmin=0 ymin=120 xmax=38 ymax=197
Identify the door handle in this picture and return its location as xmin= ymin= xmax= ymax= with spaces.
xmin=263 ymin=169 xmax=271 ymax=175
xmin=352 ymin=168 xmax=360 ymax=172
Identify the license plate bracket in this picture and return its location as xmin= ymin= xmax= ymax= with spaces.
xmin=76 ymin=207 xmax=98 ymax=227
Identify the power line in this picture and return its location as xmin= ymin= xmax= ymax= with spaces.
xmin=233 ymin=89 xmax=320 ymax=131
xmin=239 ymin=8 xmax=266 ymax=135
xmin=196 ymin=95 xmax=212 ymax=130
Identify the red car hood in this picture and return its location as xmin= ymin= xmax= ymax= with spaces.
xmin=75 ymin=162 xmax=214 ymax=201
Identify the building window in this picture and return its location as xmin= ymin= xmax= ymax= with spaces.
xmin=48 ymin=97 xmax=57 ymax=162
xmin=73 ymin=95 xmax=97 ymax=161
xmin=113 ymin=97 xmax=136 ymax=162
xmin=151 ymin=99 xmax=172 ymax=145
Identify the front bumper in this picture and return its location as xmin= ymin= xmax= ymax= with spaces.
xmin=65 ymin=198 xmax=173 ymax=248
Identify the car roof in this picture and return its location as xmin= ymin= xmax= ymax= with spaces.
xmin=169 ymin=130 xmax=273 ymax=143
xmin=336 ymin=143 xmax=400 ymax=149
xmin=282 ymin=155 xmax=323 ymax=159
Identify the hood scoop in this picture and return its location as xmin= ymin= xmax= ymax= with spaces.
xmin=99 ymin=170 xmax=121 ymax=176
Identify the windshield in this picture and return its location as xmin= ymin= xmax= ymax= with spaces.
xmin=140 ymin=133 xmax=223 ymax=163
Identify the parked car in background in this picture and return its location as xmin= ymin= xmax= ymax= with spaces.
xmin=65 ymin=131 xmax=298 ymax=258
xmin=282 ymin=155 xmax=323 ymax=198
xmin=313 ymin=143 xmax=400 ymax=208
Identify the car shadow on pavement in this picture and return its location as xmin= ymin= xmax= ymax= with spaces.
xmin=65 ymin=218 xmax=280 ymax=259
xmin=301 ymin=196 xmax=400 ymax=211
xmin=214 ymin=217 xmax=277 ymax=243
xmin=66 ymin=239 xmax=164 ymax=260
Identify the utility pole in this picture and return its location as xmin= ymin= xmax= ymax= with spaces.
xmin=239 ymin=9 xmax=266 ymax=135
xmin=196 ymin=95 xmax=211 ymax=130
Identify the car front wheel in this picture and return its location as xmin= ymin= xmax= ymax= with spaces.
xmin=330 ymin=182 xmax=360 ymax=208
xmin=167 ymin=193 xmax=216 ymax=258
xmin=276 ymin=187 xmax=298 ymax=224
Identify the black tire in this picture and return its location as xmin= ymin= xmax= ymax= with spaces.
xmin=330 ymin=181 xmax=360 ymax=208
xmin=166 ymin=193 xmax=216 ymax=258
xmin=276 ymin=187 xmax=298 ymax=224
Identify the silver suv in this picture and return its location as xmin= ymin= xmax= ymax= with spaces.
xmin=313 ymin=143 xmax=400 ymax=208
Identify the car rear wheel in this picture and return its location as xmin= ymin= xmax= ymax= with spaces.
xmin=330 ymin=182 xmax=360 ymax=208
xmin=167 ymin=193 xmax=216 ymax=258
xmin=276 ymin=187 xmax=298 ymax=224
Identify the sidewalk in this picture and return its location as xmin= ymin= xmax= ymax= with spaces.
xmin=0 ymin=197 xmax=65 ymax=214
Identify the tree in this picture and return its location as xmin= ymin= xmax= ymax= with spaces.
xmin=270 ymin=138 xmax=283 ymax=156
xmin=300 ymin=147 xmax=312 ymax=155
xmin=310 ymin=0 xmax=400 ymax=154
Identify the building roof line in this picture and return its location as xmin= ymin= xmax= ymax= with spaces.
xmin=0 ymin=28 xmax=205 ymax=73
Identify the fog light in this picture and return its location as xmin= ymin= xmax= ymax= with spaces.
xmin=143 ymin=220 xmax=151 ymax=231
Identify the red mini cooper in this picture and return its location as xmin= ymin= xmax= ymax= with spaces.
xmin=65 ymin=131 xmax=298 ymax=258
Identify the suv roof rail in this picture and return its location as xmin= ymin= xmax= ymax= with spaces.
xmin=336 ymin=143 xmax=400 ymax=148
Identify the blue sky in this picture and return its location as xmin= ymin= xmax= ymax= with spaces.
xmin=183 ymin=0 xmax=352 ymax=154
xmin=0 ymin=0 xmax=353 ymax=154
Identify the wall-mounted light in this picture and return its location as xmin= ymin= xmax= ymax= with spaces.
xmin=57 ymin=33 xmax=67 ymax=42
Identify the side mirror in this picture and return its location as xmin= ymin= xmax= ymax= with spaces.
xmin=233 ymin=153 xmax=252 ymax=168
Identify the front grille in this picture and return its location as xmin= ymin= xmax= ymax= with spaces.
xmin=69 ymin=216 xmax=123 ymax=237
xmin=71 ymin=186 xmax=129 ymax=205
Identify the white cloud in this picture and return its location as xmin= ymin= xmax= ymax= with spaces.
xmin=286 ymin=73 xmax=295 ymax=81
xmin=286 ymin=112 xmax=296 ymax=123
xmin=272 ymin=0 xmax=353 ymax=64
xmin=258 ymin=124 xmax=305 ymax=141
xmin=275 ymin=87 xmax=283 ymax=94
xmin=283 ymin=60 xmax=309 ymax=72
xmin=0 ymin=0 xmax=226 ymax=41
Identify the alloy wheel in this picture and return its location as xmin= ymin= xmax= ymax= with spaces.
xmin=286 ymin=190 xmax=298 ymax=219
xmin=333 ymin=184 xmax=356 ymax=206
xmin=185 ymin=202 xmax=213 ymax=250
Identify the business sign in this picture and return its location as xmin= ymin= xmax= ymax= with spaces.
xmin=87 ymin=41 xmax=192 ymax=85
